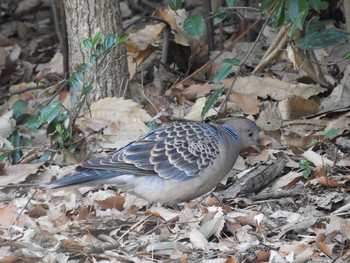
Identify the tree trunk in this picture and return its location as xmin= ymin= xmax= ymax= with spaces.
xmin=63 ymin=0 xmax=129 ymax=100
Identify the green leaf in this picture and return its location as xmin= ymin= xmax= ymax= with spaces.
xmin=76 ymin=63 xmax=90 ymax=72
xmin=288 ymin=9 xmax=308 ymax=36
xmin=92 ymin=31 xmax=103 ymax=46
xmin=68 ymin=144 xmax=77 ymax=153
xmin=201 ymin=87 xmax=225 ymax=118
xmin=83 ymin=39 xmax=93 ymax=49
xmin=298 ymin=28 xmax=349 ymax=50
xmin=96 ymin=43 xmax=104 ymax=56
xmin=71 ymin=95 xmax=78 ymax=104
xmin=324 ymin=128 xmax=338 ymax=139
xmin=12 ymin=100 xmax=28 ymax=119
xmin=272 ymin=0 xmax=286 ymax=28
xmin=303 ymin=168 xmax=312 ymax=179
xmin=299 ymin=159 xmax=313 ymax=178
xmin=223 ymin=58 xmax=240 ymax=64
xmin=26 ymin=115 xmax=39 ymax=133
xmin=307 ymin=138 xmax=319 ymax=148
xmin=39 ymin=151 xmax=53 ymax=162
xmin=0 ymin=152 xmax=9 ymax=162
xmin=299 ymin=159 xmax=309 ymax=169
xmin=260 ymin=0 xmax=277 ymax=14
xmin=90 ymin=54 xmax=97 ymax=63
xmin=38 ymin=100 xmax=62 ymax=127
xmin=116 ymin=35 xmax=128 ymax=44
xmin=342 ymin=51 xmax=350 ymax=60
xmin=184 ymin=14 xmax=205 ymax=40
xmin=226 ymin=0 xmax=239 ymax=7
xmin=104 ymin=34 xmax=115 ymax=50
xmin=288 ymin=0 xmax=308 ymax=24
xmin=16 ymin=113 xmax=38 ymax=129
xmin=55 ymin=123 xmax=68 ymax=140
xmin=213 ymin=7 xmax=227 ymax=25
xmin=305 ymin=20 xmax=327 ymax=34
xmin=168 ymin=0 xmax=184 ymax=11
xmin=287 ymin=0 xmax=308 ymax=36
xmin=9 ymin=131 xmax=21 ymax=164
xmin=82 ymin=85 xmax=93 ymax=95
xmin=73 ymin=71 xmax=84 ymax=82
xmin=309 ymin=0 xmax=329 ymax=12
xmin=69 ymin=76 xmax=81 ymax=91
xmin=213 ymin=62 xmax=235 ymax=83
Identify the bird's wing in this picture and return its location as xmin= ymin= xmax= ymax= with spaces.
xmin=81 ymin=122 xmax=222 ymax=182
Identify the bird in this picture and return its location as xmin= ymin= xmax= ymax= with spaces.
xmin=44 ymin=117 xmax=260 ymax=204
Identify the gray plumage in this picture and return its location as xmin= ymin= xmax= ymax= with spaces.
xmin=45 ymin=118 xmax=260 ymax=204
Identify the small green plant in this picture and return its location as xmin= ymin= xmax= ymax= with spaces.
xmin=1 ymin=32 xmax=128 ymax=165
xmin=299 ymin=159 xmax=312 ymax=179
xmin=299 ymin=128 xmax=339 ymax=179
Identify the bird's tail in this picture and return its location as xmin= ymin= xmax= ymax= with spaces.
xmin=44 ymin=169 xmax=121 ymax=189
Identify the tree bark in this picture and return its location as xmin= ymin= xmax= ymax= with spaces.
xmin=63 ymin=0 xmax=129 ymax=100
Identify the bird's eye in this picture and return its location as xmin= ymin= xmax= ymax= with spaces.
xmin=248 ymin=130 xmax=253 ymax=137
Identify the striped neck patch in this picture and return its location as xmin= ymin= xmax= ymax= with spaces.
xmin=222 ymin=124 xmax=239 ymax=141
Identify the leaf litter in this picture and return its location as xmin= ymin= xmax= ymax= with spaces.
xmin=0 ymin=0 xmax=349 ymax=262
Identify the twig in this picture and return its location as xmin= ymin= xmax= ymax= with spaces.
xmin=0 ymin=145 xmax=58 ymax=153
xmin=219 ymin=9 xmax=274 ymax=112
xmin=173 ymin=17 xmax=262 ymax=88
xmin=0 ymin=81 xmax=65 ymax=101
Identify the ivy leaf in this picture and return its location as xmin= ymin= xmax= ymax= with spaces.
xmin=90 ymin=54 xmax=97 ymax=63
xmin=82 ymin=85 xmax=93 ymax=95
xmin=309 ymin=0 xmax=329 ymax=12
xmin=9 ymin=131 xmax=21 ymax=164
xmin=168 ymin=0 xmax=183 ymax=11
xmin=38 ymin=100 xmax=62 ymax=127
xmin=76 ymin=63 xmax=90 ymax=72
xmin=201 ymin=87 xmax=225 ymax=118
xmin=96 ymin=43 xmax=104 ymax=56
xmin=104 ymin=34 xmax=115 ymax=50
xmin=213 ymin=7 xmax=227 ymax=25
xmin=260 ymin=0 xmax=277 ymax=14
xmin=298 ymin=28 xmax=349 ymax=50
xmin=116 ymin=35 xmax=128 ymax=44
xmin=272 ymin=0 xmax=286 ymax=28
xmin=184 ymin=14 xmax=205 ymax=40
xmin=83 ymin=39 xmax=93 ymax=49
xmin=213 ymin=59 xmax=239 ymax=83
xmin=12 ymin=100 xmax=28 ymax=119
xmin=92 ymin=31 xmax=103 ymax=46
xmin=69 ymin=76 xmax=81 ymax=91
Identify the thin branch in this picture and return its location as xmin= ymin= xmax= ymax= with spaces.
xmin=220 ymin=10 xmax=274 ymax=112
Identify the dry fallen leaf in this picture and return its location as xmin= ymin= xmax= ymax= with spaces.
xmin=278 ymin=96 xmax=320 ymax=120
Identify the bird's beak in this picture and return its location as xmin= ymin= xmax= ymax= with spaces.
xmin=252 ymin=144 xmax=261 ymax=153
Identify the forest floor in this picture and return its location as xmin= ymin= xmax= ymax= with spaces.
xmin=0 ymin=0 xmax=350 ymax=262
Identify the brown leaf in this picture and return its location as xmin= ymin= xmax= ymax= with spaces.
xmin=28 ymin=205 xmax=47 ymax=218
xmin=95 ymin=195 xmax=125 ymax=211
xmin=318 ymin=243 xmax=335 ymax=258
xmin=230 ymin=92 xmax=260 ymax=115
xmin=0 ymin=202 xmax=18 ymax=228
xmin=255 ymin=250 xmax=270 ymax=262
xmin=278 ymin=96 xmax=320 ymax=120
xmin=317 ymin=177 xmax=341 ymax=188
xmin=0 ymin=163 xmax=42 ymax=187
xmin=60 ymin=239 xmax=85 ymax=252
